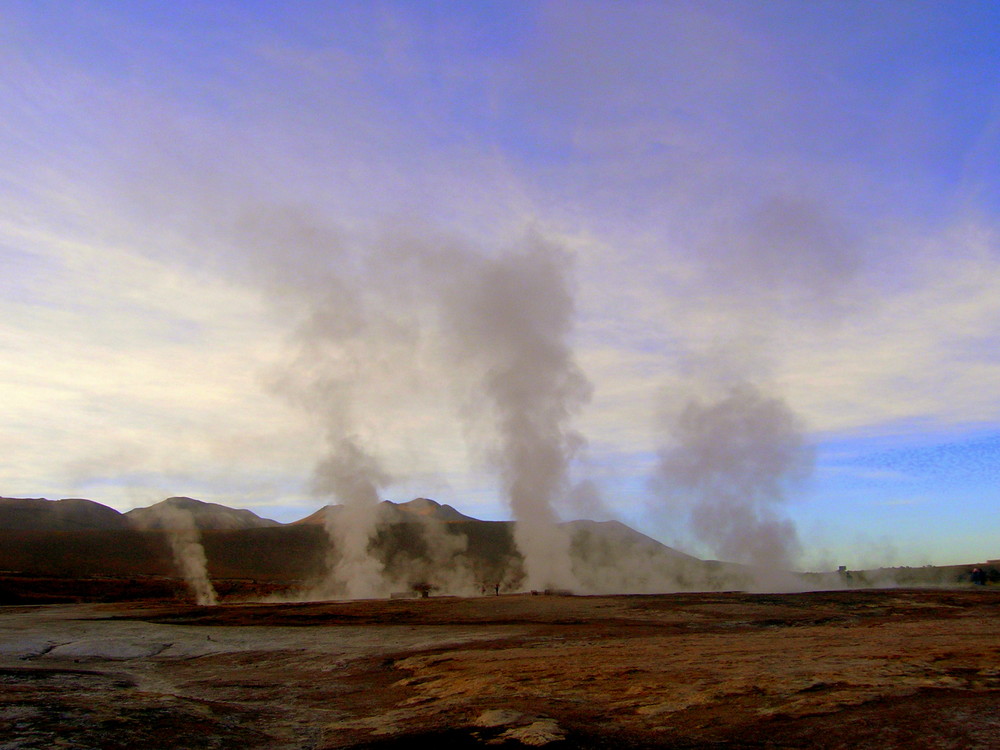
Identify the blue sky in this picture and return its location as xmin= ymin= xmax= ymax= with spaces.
xmin=2 ymin=1 xmax=998 ymax=569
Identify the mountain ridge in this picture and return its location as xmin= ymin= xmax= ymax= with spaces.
xmin=292 ymin=498 xmax=480 ymax=526
xmin=0 ymin=497 xmax=130 ymax=531
xmin=1 ymin=495 xmax=483 ymax=530
xmin=0 ymin=495 xmax=713 ymax=593
xmin=1 ymin=496 xmax=989 ymax=597
xmin=125 ymin=496 xmax=281 ymax=531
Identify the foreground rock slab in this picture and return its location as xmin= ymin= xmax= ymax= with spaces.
xmin=1 ymin=588 xmax=998 ymax=748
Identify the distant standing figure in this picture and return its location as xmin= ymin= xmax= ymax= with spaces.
xmin=494 ymin=582 xmax=500 ymax=596
xmin=971 ymin=567 xmax=986 ymax=585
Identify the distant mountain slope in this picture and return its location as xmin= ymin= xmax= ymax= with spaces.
xmin=565 ymin=519 xmax=701 ymax=563
xmin=292 ymin=498 xmax=478 ymax=525
xmin=564 ymin=519 xmax=731 ymax=593
xmin=126 ymin=497 xmax=280 ymax=531
xmin=0 ymin=497 xmax=129 ymax=531
xmin=0 ymin=494 xmax=732 ymax=595
xmin=389 ymin=497 xmax=478 ymax=522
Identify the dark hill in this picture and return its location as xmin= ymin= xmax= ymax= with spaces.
xmin=291 ymin=498 xmax=477 ymax=526
xmin=0 ymin=495 xmax=745 ymax=598
xmin=381 ymin=497 xmax=478 ymax=523
xmin=126 ymin=496 xmax=280 ymax=531
xmin=0 ymin=497 xmax=129 ymax=531
xmin=290 ymin=505 xmax=336 ymax=526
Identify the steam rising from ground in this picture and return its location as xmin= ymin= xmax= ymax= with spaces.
xmin=249 ymin=200 xmax=833 ymax=597
xmin=655 ymin=382 xmax=813 ymax=572
xmin=312 ymin=438 xmax=390 ymax=599
xmin=272 ymin=227 xmax=589 ymax=597
xmin=149 ymin=504 xmax=218 ymax=606
xmin=638 ymin=194 xmax=851 ymax=584
xmin=437 ymin=238 xmax=589 ymax=591
xmin=266 ymin=219 xmax=818 ymax=596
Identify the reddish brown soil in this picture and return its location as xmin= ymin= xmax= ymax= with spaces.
xmin=2 ymin=588 xmax=998 ymax=748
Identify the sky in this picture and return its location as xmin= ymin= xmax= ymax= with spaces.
xmin=2 ymin=0 xmax=999 ymax=570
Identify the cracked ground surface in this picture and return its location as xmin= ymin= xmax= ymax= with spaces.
xmin=1 ymin=588 xmax=998 ymax=748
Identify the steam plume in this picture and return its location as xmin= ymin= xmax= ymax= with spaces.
xmin=438 ymin=237 xmax=590 ymax=590
xmin=313 ymin=437 xmax=391 ymax=599
xmin=654 ymin=382 xmax=812 ymax=572
xmin=382 ymin=506 xmax=478 ymax=596
xmin=257 ymin=217 xmax=590 ymax=595
xmin=154 ymin=504 xmax=218 ymax=605
xmin=644 ymin=193 xmax=849 ymax=581
xmin=268 ymin=278 xmax=399 ymax=599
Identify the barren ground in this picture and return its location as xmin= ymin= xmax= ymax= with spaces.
xmin=1 ymin=588 xmax=998 ymax=748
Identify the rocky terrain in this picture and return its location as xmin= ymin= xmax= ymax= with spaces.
xmin=2 ymin=589 xmax=998 ymax=748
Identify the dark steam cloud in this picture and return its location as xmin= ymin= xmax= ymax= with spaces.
xmin=147 ymin=503 xmax=218 ymax=605
xmin=437 ymin=236 xmax=591 ymax=590
xmin=654 ymin=382 xmax=813 ymax=571
xmin=644 ymin=191 xmax=852 ymax=578
xmin=257 ymin=218 xmax=589 ymax=595
xmin=312 ymin=437 xmax=392 ymax=598
xmin=704 ymin=194 xmax=862 ymax=319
